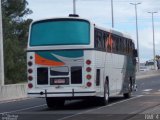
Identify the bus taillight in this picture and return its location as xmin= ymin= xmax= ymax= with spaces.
xmin=28 ymin=83 xmax=33 ymax=89
xmin=28 ymin=76 xmax=33 ymax=81
xmin=86 ymin=67 xmax=91 ymax=72
xmin=86 ymin=82 xmax=92 ymax=87
xmin=30 ymin=56 xmax=33 ymax=59
xmin=28 ymin=61 xmax=33 ymax=66
xmin=86 ymin=74 xmax=92 ymax=80
xmin=28 ymin=69 xmax=33 ymax=74
xmin=86 ymin=60 xmax=91 ymax=65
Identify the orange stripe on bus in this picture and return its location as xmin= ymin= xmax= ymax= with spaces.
xmin=35 ymin=54 xmax=64 ymax=66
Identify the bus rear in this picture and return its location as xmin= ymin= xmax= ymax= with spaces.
xmin=27 ymin=18 xmax=96 ymax=107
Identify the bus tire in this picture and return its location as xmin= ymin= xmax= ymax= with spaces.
xmin=99 ymin=81 xmax=109 ymax=106
xmin=46 ymin=98 xmax=65 ymax=108
xmin=123 ymin=81 xmax=132 ymax=98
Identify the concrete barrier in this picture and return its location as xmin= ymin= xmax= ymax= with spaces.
xmin=136 ymin=70 xmax=160 ymax=79
xmin=0 ymin=70 xmax=160 ymax=101
xmin=0 ymin=84 xmax=27 ymax=101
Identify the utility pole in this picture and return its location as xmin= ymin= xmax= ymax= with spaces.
xmin=130 ymin=2 xmax=141 ymax=72
xmin=73 ymin=0 xmax=76 ymax=14
xmin=0 ymin=0 xmax=4 ymax=86
xmin=148 ymin=11 xmax=157 ymax=70
xmin=111 ymin=0 xmax=114 ymax=28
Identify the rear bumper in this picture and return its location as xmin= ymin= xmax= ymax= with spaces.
xmin=28 ymin=89 xmax=96 ymax=98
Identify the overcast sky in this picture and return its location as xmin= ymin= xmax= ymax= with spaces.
xmin=26 ymin=0 xmax=160 ymax=63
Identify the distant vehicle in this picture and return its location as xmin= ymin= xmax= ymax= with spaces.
xmin=145 ymin=61 xmax=157 ymax=70
xmin=27 ymin=15 xmax=138 ymax=108
xmin=140 ymin=66 xmax=149 ymax=71
xmin=157 ymin=60 xmax=160 ymax=69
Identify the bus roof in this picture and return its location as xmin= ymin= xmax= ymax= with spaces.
xmin=31 ymin=17 xmax=91 ymax=26
xmin=31 ymin=16 xmax=134 ymax=43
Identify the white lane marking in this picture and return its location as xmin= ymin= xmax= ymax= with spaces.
xmin=107 ymin=95 xmax=143 ymax=107
xmin=0 ymin=97 xmax=32 ymax=104
xmin=57 ymin=95 xmax=143 ymax=120
xmin=143 ymin=89 xmax=152 ymax=92
xmin=0 ymin=104 xmax=47 ymax=114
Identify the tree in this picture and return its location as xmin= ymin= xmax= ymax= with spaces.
xmin=2 ymin=0 xmax=33 ymax=84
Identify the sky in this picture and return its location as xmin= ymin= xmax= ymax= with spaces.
xmin=26 ymin=0 xmax=160 ymax=63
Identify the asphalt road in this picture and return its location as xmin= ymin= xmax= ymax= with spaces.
xmin=0 ymin=75 xmax=160 ymax=120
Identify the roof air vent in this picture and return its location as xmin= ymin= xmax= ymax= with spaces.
xmin=69 ymin=14 xmax=79 ymax=17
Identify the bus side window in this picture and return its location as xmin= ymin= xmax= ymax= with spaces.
xmin=94 ymin=29 xmax=98 ymax=48
xmin=102 ymin=32 xmax=106 ymax=50
xmin=132 ymin=42 xmax=135 ymax=55
xmin=121 ymin=38 xmax=126 ymax=54
xmin=124 ymin=39 xmax=127 ymax=54
xmin=106 ymin=33 xmax=114 ymax=52
xmin=116 ymin=37 xmax=119 ymax=53
xmin=126 ymin=39 xmax=128 ymax=54
xmin=127 ymin=39 xmax=130 ymax=54
xmin=97 ymin=32 xmax=102 ymax=48
xmin=125 ymin=39 xmax=127 ymax=54
xmin=104 ymin=33 xmax=108 ymax=50
xmin=95 ymin=30 xmax=103 ymax=50
xmin=133 ymin=49 xmax=138 ymax=57
xmin=129 ymin=40 xmax=133 ymax=55
xmin=119 ymin=37 xmax=123 ymax=54
xmin=112 ymin=36 xmax=116 ymax=53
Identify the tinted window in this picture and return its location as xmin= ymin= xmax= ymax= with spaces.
xmin=37 ymin=68 xmax=48 ymax=85
xmin=95 ymin=29 xmax=105 ymax=50
xmin=50 ymin=67 xmax=69 ymax=76
xmin=71 ymin=67 xmax=82 ymax=84
xmin=30 ymin=20 xmax=90 ymax=46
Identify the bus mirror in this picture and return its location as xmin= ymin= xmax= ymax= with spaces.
xmin=133 ymin=49 xmax=138 ymax=57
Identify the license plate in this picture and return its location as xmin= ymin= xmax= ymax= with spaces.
xmin=50 ymin=78 xmax=69 ymax=85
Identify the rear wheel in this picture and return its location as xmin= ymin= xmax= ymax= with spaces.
xmin=99 ymin=81 xmax=109 ymax=106
xmin=123 ymin=81 xmax=132 ymax=98
xmin=46 ymin=98 xmax=65 ymax=108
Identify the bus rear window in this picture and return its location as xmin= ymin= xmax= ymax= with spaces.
xmin=30 ymin=19 xmax=90 ymax=46
xmin=50 ymin=67 xmax=69 ymax=76
xmin=71 ymin=67 xmax=82 ymax=84
xmin=37 ymin=67 xmax=48 ymax=85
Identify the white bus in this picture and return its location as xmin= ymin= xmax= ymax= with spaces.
xmin=27 ymin=15 xmax=137 ymax=108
